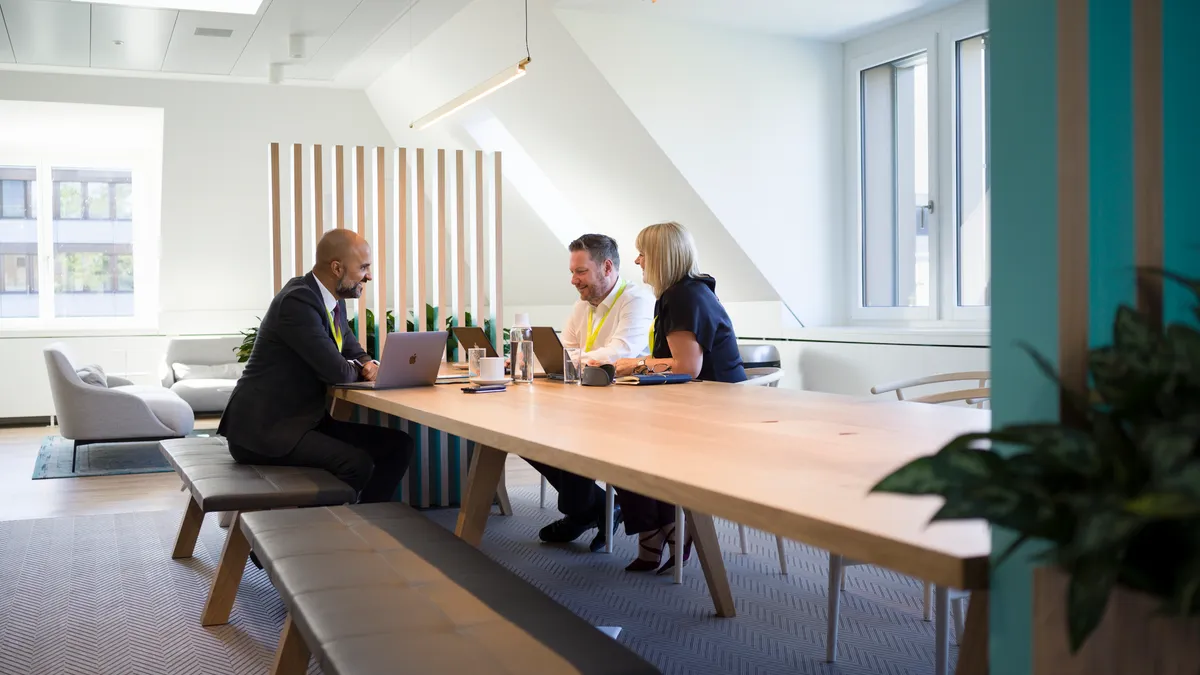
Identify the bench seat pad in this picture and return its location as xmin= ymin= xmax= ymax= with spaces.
xmin=241 ymin=504 xmax=660 ymax=675
xmin=159 ymin=437 xmax=356 ymax=512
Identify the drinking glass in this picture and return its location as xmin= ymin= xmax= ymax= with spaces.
xmin=563 ymin=348 xmax=582 ymax=384
xmin=467 ymin=347 xmax=486 ymax=379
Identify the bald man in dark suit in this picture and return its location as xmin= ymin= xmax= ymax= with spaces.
xmin=219 ymin=229 xmax=412 ymax=503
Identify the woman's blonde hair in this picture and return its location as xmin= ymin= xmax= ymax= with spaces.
xmin=636 ymin=221 xmax=700 ymax=296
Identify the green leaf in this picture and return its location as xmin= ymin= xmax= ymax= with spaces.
xmin=999 ymin=424 xmax=1103 ymax=477
xmin=1124 ymin=492 xmax=1200 ymax=519
xmin=1140 ymin=422 xmax=1197 ymax=477
xmin=1066 ymin=555 xmax=1121 ymax=653
xmin=1160 ymin=463 xmax=1200 ymax=502
xmin=1112 ymin=305 xmax=1160 ymax=354
xmin=930 ymin=486 xmax=1021 ymax=523
xmin=870 ymin=457 xmax=950 ymax=495
xmin=1069 ymin=510 xmax=1142 ymax=558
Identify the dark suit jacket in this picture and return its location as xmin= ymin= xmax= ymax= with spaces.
xmin=218 ymin=273 xmax=370 ymax=457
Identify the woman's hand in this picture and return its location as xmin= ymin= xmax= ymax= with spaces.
xmin=612 ymin=358 xmax=639 ymax=377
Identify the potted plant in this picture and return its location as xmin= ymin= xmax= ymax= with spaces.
xmin=871 ymin=270 xmax=1200 ymax=668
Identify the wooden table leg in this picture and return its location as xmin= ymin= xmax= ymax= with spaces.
xmin=685 ymin=510 xmax=736 ymax=618
xmin=455 ymin=444 xmax=508 ymax=547
xmin=494 ymin=471 xmax=514 ymax=516
xmin=171 ymin=498 xmax=204 ymax=559
xmin=329 ymin=397 xmax=354 ymax=422
xmin=201 ymin=511 xmax=251 ymax=626
xmin=955 ymin=590 xmax=989 ymax=675
xmin=270 ymin=614 xmax=312 ymax=675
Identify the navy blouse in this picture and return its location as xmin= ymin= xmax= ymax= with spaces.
xmin=650 ymin=275 xmax=746 ymax=383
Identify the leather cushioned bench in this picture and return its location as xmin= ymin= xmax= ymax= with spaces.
xmin=242 ymin=503 xmax=661 ymax=675
xmin=159 ymin=436 xmax=356 ymax=626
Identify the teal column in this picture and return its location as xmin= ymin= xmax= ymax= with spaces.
xmin=1089 ymin=0 xmax=1134 ymax=346
xmin=1164 ymin=0 xmax=1200 ymax=325
xmin=988 ymin=0 xmax=1059 ymax=673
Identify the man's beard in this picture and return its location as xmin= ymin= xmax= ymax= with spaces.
xmin=335 ymin=273 xmax=362 ymax=298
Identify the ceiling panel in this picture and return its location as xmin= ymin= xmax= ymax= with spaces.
xmin=0 ymin=0 xmax=91 ymax=67
xmin=161 ymin=9 xmax=259 ymax=74
xmin=229 ymin=0 xmax=359 ymax=80
xmin=90 ymin=5 xmax=177 ymax=71
xmin=293 ymin=0 xmax=414 ymax=81
xmin=0 ymin=5 xmax=15 ymax=63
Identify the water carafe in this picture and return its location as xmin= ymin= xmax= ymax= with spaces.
xmin=510 ymin=313 xmax=534 ymax=383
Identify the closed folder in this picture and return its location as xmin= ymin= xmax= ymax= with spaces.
xmin=614 ymin=373 xmax=693 ymax=386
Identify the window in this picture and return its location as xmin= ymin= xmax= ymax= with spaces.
xmin=0 ymin=101 xmax=162 ymax=329
xmin=849 ymin=26 xmax=990 ymax=324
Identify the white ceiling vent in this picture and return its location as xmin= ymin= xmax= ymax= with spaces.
xmin=194 ymin=28 xmax=235 ymax=38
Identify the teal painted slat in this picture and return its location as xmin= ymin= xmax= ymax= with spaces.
xmin=429 ymin=428 xmax=442 ymax=506
xmin=989 ymin=0 xmax=1060 ymax=673
xmin=410 ymin=422 xmax=424 ymax=507
xmin=1088 ymin=0 xmax=1134 ymax=346
xmin=1163 ymin=0 xmax=1200 ymax=326
xmin=449 ymin=435 xmax=461 ymax=505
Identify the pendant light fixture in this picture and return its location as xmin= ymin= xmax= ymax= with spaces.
xmin=409 ymin=0 xmax=531 ymax=129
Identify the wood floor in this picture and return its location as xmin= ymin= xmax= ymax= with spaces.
xmin=0 ymin=422 xmax=541 ymax=523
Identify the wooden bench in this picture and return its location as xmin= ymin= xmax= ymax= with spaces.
xmin=241 ymin=503 xmax=661 ymax=675
xmin=159 ymin=437 xmax=357 ymax=626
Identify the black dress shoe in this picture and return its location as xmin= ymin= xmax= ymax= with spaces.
xmin=589 ymin=506 xmax=624 ymax=552
xmin=538 ymin=516 xmax=593 ymax=544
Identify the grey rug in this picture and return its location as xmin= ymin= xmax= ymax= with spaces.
xmin=0 ymin=487 xmax=957 ymax=675
xmin=32 ymin=428 xmax=219 ymax=480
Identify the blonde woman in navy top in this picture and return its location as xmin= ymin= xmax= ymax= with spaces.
xmin=612 ymin=221 xmax=746 ymax=574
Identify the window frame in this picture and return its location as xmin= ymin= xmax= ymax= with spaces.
xmin=845 ymin=18 xmax=990 ymax=327
xmin=0 ymin=146 xmax=159 ymax=331
xmin=940 ymin=20 xmax=991 ymax=323
xmin=846 ymin=33 xmax=940 ymax=324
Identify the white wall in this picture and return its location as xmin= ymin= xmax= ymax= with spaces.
xmin=556 ymin=10 xmax=844 ymax=327
xmin=0 ymin=70 xmax=394 ymax=418
xmin=364 ymin=0 xmax=778 ymax=307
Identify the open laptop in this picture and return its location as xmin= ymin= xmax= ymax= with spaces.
xmin=337 ymin=331 xmax=449 ymax=390
xmin=530 ymin=326 xmax=567 ymax=380
xmin=451 ymin=326 xmax=500 ymax=358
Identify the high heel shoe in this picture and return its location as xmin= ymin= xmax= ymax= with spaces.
xmin=625 ymin=525 xmax=672 ymax=572
xmin=656 ymin=531 xmax=693 ymax=576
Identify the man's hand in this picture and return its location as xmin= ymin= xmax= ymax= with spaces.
xmin=360 ymin=361 xmax=380 ymax=382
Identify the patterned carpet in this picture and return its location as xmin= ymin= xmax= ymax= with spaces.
xmin=0 ymin=487 xmax=958 ymax=674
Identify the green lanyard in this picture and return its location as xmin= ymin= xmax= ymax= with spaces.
xmin=585 ymin=281 xmax=627 ymax=352
xmin=326 ymin=306 xmax=343 ymax=352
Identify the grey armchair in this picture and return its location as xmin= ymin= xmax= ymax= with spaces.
xmin=44 ymin=343 xmax=195 ymax=471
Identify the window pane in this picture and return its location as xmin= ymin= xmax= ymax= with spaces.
xmin=87 ymin=182 xmax=112 ymax=220
xmin=957 ymin=34 xmax=990 ymax=307
xmin=1 ymin=180 xmax=25 ymax=218
xmin=52 ymin=168 xmax=135 ymax=318
xmin=58 ymin=182 xmax=83 ymax=219
xmin=861 ymin=54 xmax=931 ymax=308
xmin=115 ymin=183 xmax=133 ymax=220
xmin=0 ymin=166 xmax=39 ymax=318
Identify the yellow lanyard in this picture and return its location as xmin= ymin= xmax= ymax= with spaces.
xmin=585 ymin=281 xmax=627 ymax=351
xmin=648 ymin=315 xmax=657 ymax=354
xmin=326 ymin=306 xmax=343 ymax=352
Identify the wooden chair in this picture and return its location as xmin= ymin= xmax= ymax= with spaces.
xmin=829 ymin=372 xmax=988 ymax=667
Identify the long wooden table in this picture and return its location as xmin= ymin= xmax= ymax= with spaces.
xmin=332 ymin=379 xmax=990 ymax=675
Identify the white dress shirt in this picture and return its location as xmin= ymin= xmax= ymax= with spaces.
xmin=314 ymin=277 xmax=375 ymax=367
xmin=560 ymin=278 xmax=655 ymax=364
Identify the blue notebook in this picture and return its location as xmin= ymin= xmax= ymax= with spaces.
xmin=614 ymin=373 xmax=693 ymax=386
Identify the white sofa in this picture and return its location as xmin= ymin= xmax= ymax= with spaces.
xmin=159 ymin=336 xmax=245 ymax=414
xmin=44 ymin=343 xmax=196 ymax=470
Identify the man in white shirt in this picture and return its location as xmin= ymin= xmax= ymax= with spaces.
xmin=533 ymin=234 xmax=654 ymax=552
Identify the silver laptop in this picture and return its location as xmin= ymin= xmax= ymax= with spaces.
xmin=337 ymin=331 xmax=449 ymax=390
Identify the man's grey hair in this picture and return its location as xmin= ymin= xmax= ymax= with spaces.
xmin=568 ymin=234 xmax=620 ymax=270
